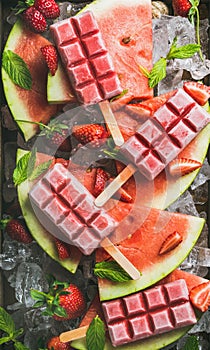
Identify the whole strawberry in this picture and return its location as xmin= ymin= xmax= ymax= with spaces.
xmin=34 ymin=0 xmax=60 ymax=19
xmin=41 ymin=45 xmax=58 ymax=76
xmin=22 ymin=6 xmax=47 ymax=33
xmin=0 ymin=217 xmax=33 ymax=244
xmin=31 ymin=276 xmax=86 ymax=321
xmin=72 ymin=124 xmax=109 ymax=148
xmin=172 ymin=0 xmax=192 ymax=17
xmin=47 ymin=336 xmax=71 ymax=350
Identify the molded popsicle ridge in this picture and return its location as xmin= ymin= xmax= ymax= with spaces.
xmin=102 ymin=279 xmax=197 ymax=347
xmin=120 ymin=89 xmax=210 ymax=180
xmin=29 ymin=163 xmax=117 ymax=255
xmin=50 ymin=11 xmax=122 ymax=104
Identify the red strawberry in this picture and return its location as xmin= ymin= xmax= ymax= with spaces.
xmin=47 ymin=336 xmax=71 ymax=350
xmin=0 ymin=217 xmax=33 ymax=244
xmin=55 ymin=238 xmax=71 ymax=260
xmin=34 ymin=0 xmax=60 ymax=19
xmin=72 ymin=124 xmax=109 ymax=148
xmin=31 ymin=279 xmax=86 ymax=322
xmin=190 ymin=282 xmax=210 ymax=312
xmin=159 ymin=231 xmax=183 ymax=255
xmin=22 ymin=6 xmax=47 ymax=33
xmin=49 ymin=128 xmax=71 ymax=152
xmin=114 ymin=186 xmax=133 ymax=203
xmin=172 ymin=0 xmax=192 ymax=17
xmin=93 ymin=168 xmax=110 ymax=197
xmin=41 ymin=45 xmax=58 ymax=76
xmin=169 ymin=158 xmax=202 ymax=177
xmin=183 ymin=81 xmax=210 ymax=106
xmin=53 ymin=284 xmax=86 ymax=321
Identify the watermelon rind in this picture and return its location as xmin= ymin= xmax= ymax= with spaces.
xmin=2 ymin=20 xmax=58 ymax=141
xmin=17 ymin=149 xmax=82 ymax=273
xmin=71 ymin=327 xmax=191 ymax=350
xmin=98 ymin=212 xmax=204 ymax=301
xmin=47 ymin=61 xmax=75 ymax=104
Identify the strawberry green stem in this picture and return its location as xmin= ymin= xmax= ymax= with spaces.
xmin=194 ymin=7 xmax=203 ymax=61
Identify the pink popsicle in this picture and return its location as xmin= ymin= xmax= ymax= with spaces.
xmin=50 ymin=11 xmax=122 ymax=105
xmin=102 ymin=279 xmax=197 ymax=347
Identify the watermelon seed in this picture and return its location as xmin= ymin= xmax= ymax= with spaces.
xmin=122 ymin=37 xmax=131 ymax=44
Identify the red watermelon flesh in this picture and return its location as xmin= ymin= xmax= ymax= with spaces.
xmin=2 ymin=20 xmax=61 ymax=140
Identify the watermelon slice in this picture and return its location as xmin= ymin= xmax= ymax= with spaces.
xmin=71 ymin=270 xmax=207 ymax=350
xmin=1 ymin=20 xmax=60 ymax=141
xmin=47 ymin=0 xmax=153 ymax=104
xmin=16 ymin=150 xmax=82 ymax=273
xmin=96 ymin=205 xmax=204 ymax=301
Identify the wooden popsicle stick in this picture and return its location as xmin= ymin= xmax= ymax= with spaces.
xmin=95 ymin=163 xmax=136 ymax=207
xmin=99 ymin=100 xmax=124 ymax=147
xmin=101 ymin=237 xmax=141 ymax=280
xmin=60 ymin=325 xmax=89 ymax=343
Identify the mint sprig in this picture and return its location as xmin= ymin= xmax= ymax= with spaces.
xmin=86 ymin=316 xmax=105 ymax=350
xmin=188 ymin=1 xmax=202 ymax=60
xmin=139 ymin=37 xmax=200 ymax=88
xmin=181 ymin=335 xmax=199 ymax=350
xmin=13 ymin=150 xmax=52 ymax=186
xmin=0 ymin=306 xmax=29 ymax=349
xmin=2 ymin=50 xmax=32 ymax=90
xmin=94 ymin=260 xmax=137 ymax=282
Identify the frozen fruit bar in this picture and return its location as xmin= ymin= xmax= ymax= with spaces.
xmin=120 ymin=89 xmax=210 ymax=180
xmin=29 ymin=163 xmax=117 ymax=255
xmin=50 ymin=11 xmax=122 ymax=104
xmin=102 ymin=279 xmax=197 ymax=347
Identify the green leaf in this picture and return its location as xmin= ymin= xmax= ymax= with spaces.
xmin=94 ymin=261 xmax=134 ymax=282
xmin=86 ymin=315 xmax=105 ymax=350
xmin=2 ymin=50 xmax=32 ymax=90
xmin=13 ymin=151 xmax=32 ymax=186
xmin=27 ymin=147 xmax=37 ymax=178
xmin=148 ymin=57 xmax=167 ymax=88
xmin=29 ymin=160 xmax=52 ymax=181
xmin=181 ymin=335 xmax=199 ymax=350
xmin=13 ymin=328 xmax=24 ymax=339
xmin=0 ymin=306 xmax=15 ymax=336
xmin=0 ymin=336 xmax=11 ymax=345
xmin=33 ymin=301 xmax=45 ymax=308
xmin=30 ymin=289 xmax=47 ymax=302
xmin=167 ymin=41 xmax=200 ymax=60
xmin=14 ymin=341 xmax=30 ymax=350
xmin=53 ymin=306 xmax=68 ymax=318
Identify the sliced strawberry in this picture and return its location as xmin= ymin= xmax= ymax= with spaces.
xmin=183 ymin=81 xmax=210 ymax=106
xmin=190 ymin=282 xmax=210 ymax=312
xmin=93 ymin=168 xmax=110 ymax=197
xmin=55 ymin=238 xmax=71 ymax=260
xmin=126 ymin=90 xmax=176 ymax=119
xmin=169 ymin=158 xmax=202 ymax=177
xmin=159 ymin=231 xmax=183 ymax=255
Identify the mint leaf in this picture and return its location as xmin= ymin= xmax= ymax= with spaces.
xmin=0 ymin=306 xmax=15 ymax=336
xmin=167 ymin=38 xmax=200 ymax=60
xmin=0 ymin=336 xmax=11 ymax=345
xmin=13 ymin=151 xmax=32 ymax=186
xmin=14 ymin=341 xmax=30 ymax=350
xmin=148 ymin=57 xmax=167 ymax=88
xmin=2 ymin=50 xmax=32 ymax=90
xmin=86 ymin=316 xmax=105 ymax=350
xmin=94 ymin=261 xmax=134 ymax=282
xmin=29 ymin=160 xmax=52 ymax=181
xmin=181 ymin=335 xmax=199 ymax=350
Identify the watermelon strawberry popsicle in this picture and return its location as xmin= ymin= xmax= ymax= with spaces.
xmin=29 ymin=163 xmax=140 ymax=280
xmin=50 ymin=11 xmax=122 ymax=104
xmin=95 ymin=88 xmax=210 ymax=207
xmin=50 ymin=11 xmax=124 ymax=146
xmin=59 ymin=279 xmax=197 ymax=346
